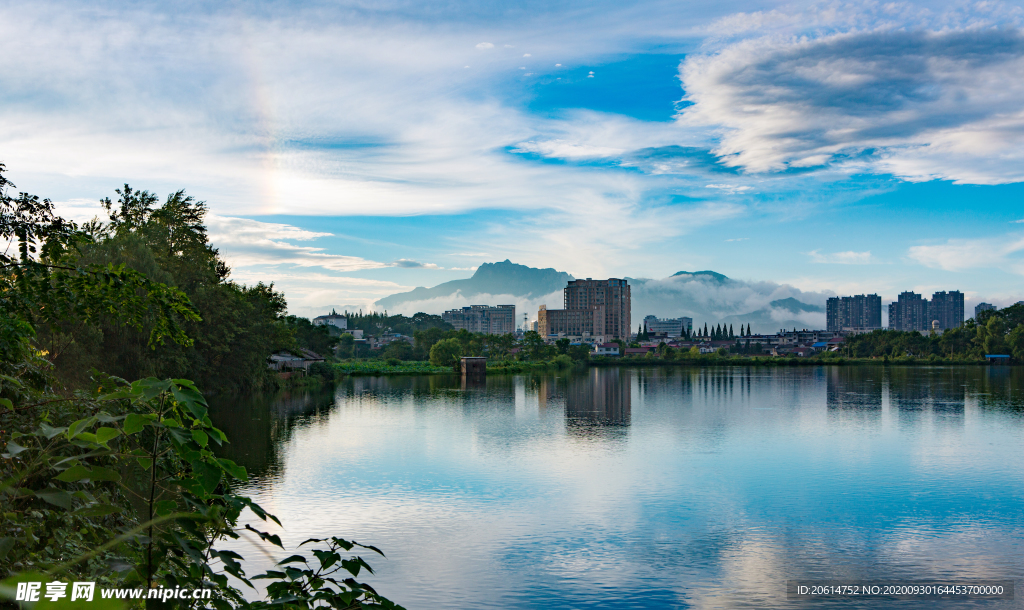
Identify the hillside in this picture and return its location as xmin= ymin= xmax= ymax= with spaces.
xmin=375 ymin=260 xmax=574 ymax=311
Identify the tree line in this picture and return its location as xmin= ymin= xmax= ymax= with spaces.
xmin=1 ymin=165 xmax=403 ymax=607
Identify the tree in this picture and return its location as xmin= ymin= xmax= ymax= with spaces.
xmin=704 ymin=323 xmax=709 ymax=337
xmin=337 ymin=332 xmax=356 ymax=358
xmin=729 ymin=324 xmax=734 ymax=339
xmin=556 ymin=337 xmax=571 ymax=354
xmin=747 ymin=323 xmax=752 ymax=336
xmin=429 ymin=337 xmax=463 ymax=370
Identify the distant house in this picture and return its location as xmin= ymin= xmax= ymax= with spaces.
xmin=268 ymin=349 xmax=325 ymax=372
xmin=986 ymin=354 xmax=1011 ymax=364
xmin=594 ymin=343 xmax=620 ymax=357
xmin=623 ymin=347 xmax=651 ymax=356
xmin=313 ymin=313 xmax=347 ymax=329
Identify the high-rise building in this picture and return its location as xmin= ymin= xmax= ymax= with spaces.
xmin=889 ymin=292 xmax=929 ymax=331
xmin=537 ymin=278 xmax=631 ymax=341
xmin=537 ymin=304 xmax=605 ymax=339
xmin=826 ymin=294 xmax=882 ymax=332
xmin=643 ymin=315 xmax=692 ymax=337
xmin=929 ymin=291 xmax=964 ymax=330
xmin=442 ymin=305 xmax=516 ymax=335
xmin=564 ymin=278 xmax=631 ymax=341
xmin=975 ymin=302 xmax=996 ymax=319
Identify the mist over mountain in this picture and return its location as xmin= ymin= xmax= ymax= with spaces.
xmin=375 ymin=261 xmax=831 ymax=333
xmin=629 ymin=274 xmax=828 ymax=333
xmin=374 ymin=260 xmax=573 ymax=316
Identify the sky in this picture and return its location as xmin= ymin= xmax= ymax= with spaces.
xmin=3 ymin=0 xmax=1024 ymax=320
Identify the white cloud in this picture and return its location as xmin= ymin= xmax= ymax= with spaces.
xmin=511 ymin=139 xmax=624 ymax=159
xmin=680 ymin=13 xmax=1024 ymax=184
xmin=907 ymin=233 xmax=1024 ymax=274
xmin=392 ymin=259 xmax=441 ymax=269
xmin=206 ymin=215 xmax=389 ymax=272
xmin=806 ymin=250 xmax=875 ymax=264
xmin=475 ymin=42 xmax=494 ymax=49
xmin=705 ymin=183 xmax=753 ymax=194
xmin=725 ymin=237 xmax=748 ymax=242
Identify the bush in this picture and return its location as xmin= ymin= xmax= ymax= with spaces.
xmin=309 ymin=361 xmax=336 ymax=379
xmin=553 ymin=354 xmax=573 ymax=368
xmin=429 ymin=337 xmax=463 ymax=371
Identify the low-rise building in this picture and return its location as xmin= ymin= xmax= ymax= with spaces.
xmin=268 ymin=349 xmax=325 ymax=372
xmin=313 ymin=313 xmax=347 ymax=329
xmin=643 ymin=315 xmax=692 ymax=338
xmin=593 ymin=343 xmax=620 ymax=357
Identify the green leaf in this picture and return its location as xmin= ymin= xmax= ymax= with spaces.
xmin=136 ymin=457 xmax=153 ymax=470
xmin=0 ymin=537 xmax=14 ymax=560
xmin=155 ymin=499 xmax=177 ymax=516
xmin=67 ymin=416 xmax=97 ymax=439
xmin=95 ymin=427 xmax=121 ymax=445
xmin=0 ymin=398 xmax=11 ymax=410
xmin=54 ymin=465 xmax=91 ymax=482
xmin=191 ymin=429 xmax=209 ymax=448
xmin=123 ymin=413 xmax=148 ymax=434
xmin=193 ymin=460 xmax=221 ymax=494
xmin=39 ymin=423 xmax=67 ymax=439
xmin=277 ymin=555 xmax=307 ymax=565
xmin=74 ymin=503 xmax=124 ymax=517
xmin=55 ymin=466 xmax=121 ymax=481
xmin=34 ymin=488 xmax=73 ymax=509
xmin=3 ymin=441 xmax=28 ymax=457
xmin=216 ymin=458 xmax=247 ymax=481
xmin=172 ymin=384 xmax=208 ymax=420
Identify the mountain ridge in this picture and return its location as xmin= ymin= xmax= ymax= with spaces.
xmin=374 ymin=260 xmax=574 ymax=310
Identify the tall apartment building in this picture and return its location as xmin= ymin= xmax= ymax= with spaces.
xmin=975 ymin=302 xmax=996 ymax=319
xmin=929 ymin=291 xmax=964 ymax=330
xmin=537 ymin=305 xmax=604 ymax=339
xmin=826 ymin=294 xmax=882 ymax=332
xmin=537 ymin=278 xmax=631 ymax=341
xmin=643 ymin=315 xmax=692 ymax=338
xmin=442 ymin=305 xmax=516 ymax=335
xmin=889 ymin=292 xmax=929 ymax=331
xmin=564 ymin=278 xmax=631 ymax=340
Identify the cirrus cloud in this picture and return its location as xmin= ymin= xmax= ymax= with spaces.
xmin=680 ymin=22 xmax=1024 ymax=184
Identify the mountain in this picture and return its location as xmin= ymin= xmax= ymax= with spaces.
xmin=629 ymin=273 xmax=828 ymax=334
xmin=719 ymin=298 xmax=826 ymax=333
xmin=670 ymin=270 xmax=730 ymax=283
xmin=375 ymin=260 xmax=574 ymax=311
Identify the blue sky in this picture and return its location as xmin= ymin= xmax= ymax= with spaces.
xmin=3 ymin=0 xmax=1024 ymax=319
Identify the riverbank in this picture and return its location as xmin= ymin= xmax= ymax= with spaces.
xmin=322 ymin=354 xmax=1005 ymax=377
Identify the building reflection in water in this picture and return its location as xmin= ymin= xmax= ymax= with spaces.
xmin=827 ymin=367 xmax=883 ymax=410
xmin=887 ymin=367 xmax=966 ymax=424
xmin=565 ymin=368 xmax=631 ymax=437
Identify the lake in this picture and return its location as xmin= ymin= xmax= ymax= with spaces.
xmin=210 ymin=366 xmax=1024 ymax=609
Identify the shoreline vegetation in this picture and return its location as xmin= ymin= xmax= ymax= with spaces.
xmin=307 ymin=353 xmax=1008 ymax=379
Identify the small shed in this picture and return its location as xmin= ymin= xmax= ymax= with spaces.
xmin=461 ymin=357 xmax=487 ymax=376
xmin=986 ymin=354 xmax=1011 ymax=364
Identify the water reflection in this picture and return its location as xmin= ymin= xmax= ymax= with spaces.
xmin=211 ymin=366 xmax=1024 ymax=610
xmin=565 ymin=367 xmax=631 ymax=429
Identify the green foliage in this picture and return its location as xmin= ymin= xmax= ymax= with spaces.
xmin=1 ymin=377 xmax=402 ymax=609
xmin=428 ymin=338 xmax=463 ymax=371
xmin=283 ymin=316 xmax=339 ymax=358
xmin=0 ymin=169 xmax=295 ymax=394
xmin=333 ymin=361 xmax=452 ymax=375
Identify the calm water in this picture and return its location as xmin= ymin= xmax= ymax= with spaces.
xmin=210 ymin=366 xmax=1024 ymax=609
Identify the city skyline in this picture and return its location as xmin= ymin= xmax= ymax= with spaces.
xmin=4 ymin=1 xmax=1024 ymax=319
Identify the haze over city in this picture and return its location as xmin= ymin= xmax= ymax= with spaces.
xmin=4 ymin=0 xmax=1024 ymax=320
